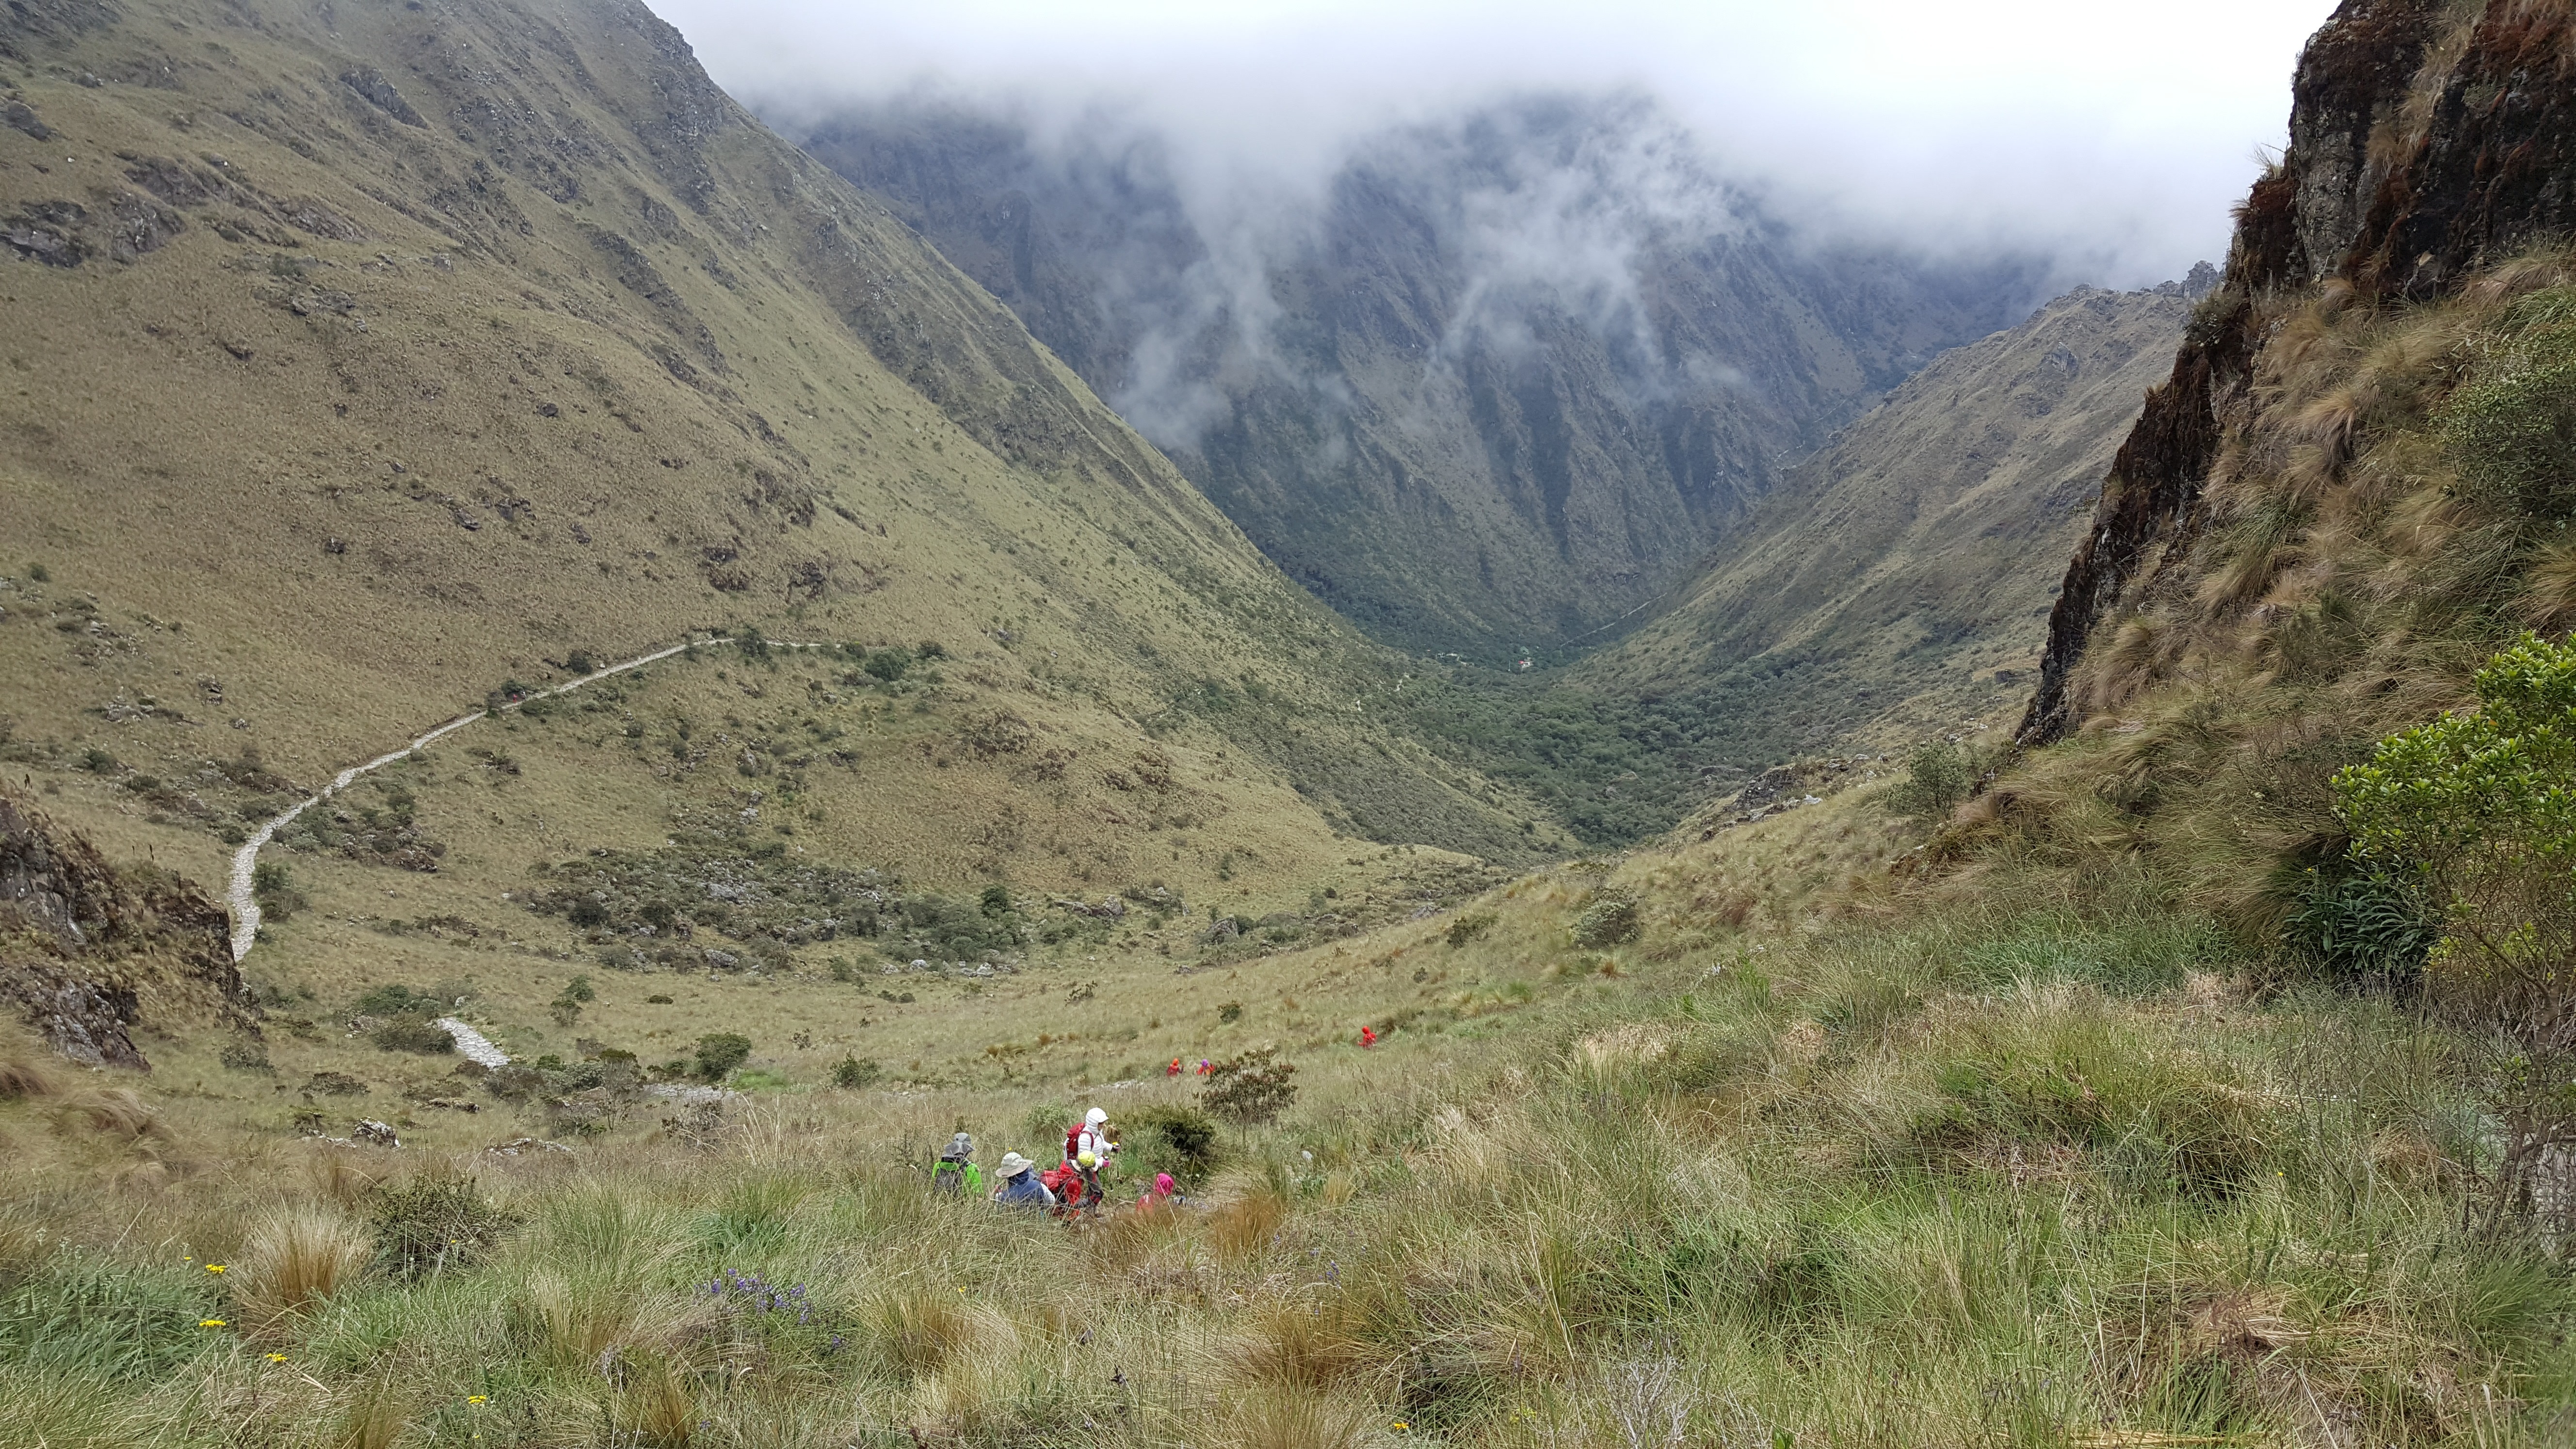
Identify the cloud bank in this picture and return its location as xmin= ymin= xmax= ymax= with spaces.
xmin=649 ymin=0 xmax=2336 ymax=288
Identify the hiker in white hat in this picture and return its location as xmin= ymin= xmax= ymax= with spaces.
xmin=990 ymin=1150 xmax=1055 ymax=1209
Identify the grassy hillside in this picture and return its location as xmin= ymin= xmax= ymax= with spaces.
xmin=0 ymin=0 xmax=1553 ymax=929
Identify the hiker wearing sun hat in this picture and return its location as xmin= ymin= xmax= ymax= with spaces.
xmin=990 ymin=1151 xmax=1055 ymax=1209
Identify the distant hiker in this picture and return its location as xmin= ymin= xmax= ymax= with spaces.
xmin=1136 ymin=1172 xmax=1179 ymax=1212
xmin=933 ymin=1132 xmax=982 ymax=1196
xmin=1194 ymin=1058 xmax=1212 ymax=1076
xmin=1166 ymin=1058 xmax=1182 ymax=1077
xmin=1359 ymin=1026 xmax=1377 ymax=1049
xmin=991 ymin=1152 xmax=1054 ymax=1209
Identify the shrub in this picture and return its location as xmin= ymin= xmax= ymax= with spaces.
xmin=218 ymin=1040 xmax=272 ymax=1074
xmin=353 ymin=983 xmax=443 ymax=1016
xmin=370 ymin=1016 xmax=452 ymax=1055
xmin=1571 ymin=893 xmax=1640 ymax=949
xmin=367 ymin=1173 xmax=520 ymax=1278
xmin=1123 ymin=1103 xmax=1222 ymax=1183
xmin=734 ymin=625 xmax=770 ymax=661
xmin=1217 ymin=1000 xmax=1244 ymax=1024
xmin=1202 ymin=1046 xmax=1298 ymax=1124
xmin=860 ymin=647 xmax=911 ymax=683
xmin=694 ymin=1032 xmax=753 ymax=1081
xmin=251 ymin=861 xmax=305 ymax=919
xmin=1885 ymin=742 xmax=1975 ymax=821
xmin=2283 ymin=858 xmax=2438 ymax=987
xmin=2439 ymin=322 xmax=2576 ymax=521
xmin=1446 ymin=911 xmax=1497 ymax=948
xmin=2336 ymin=631 xmax=2576 ymax=1219
xmin=831 ymin=1056 xmax=882 ymax=1089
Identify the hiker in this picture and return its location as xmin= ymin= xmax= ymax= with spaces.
xmin=1073 ymin=1107 xmax=1116 ymax=1167
xmin=1166 ymin=1058 xmax=1182 ymax=1077
xmin=1359 ymin=1025 xmax=1377 ymax=1048
xmin=933 ymin=1132 xmax=981 ymax=1196
xmin=990 ymin=1152 xmax=1054 ymax=1209
xmin=1136 ymin=1172 xmax=1179 ymax=1212
xmin=1194 ymin=1058 xmax=1212 ymax=1076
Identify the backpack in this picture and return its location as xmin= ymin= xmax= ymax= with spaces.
xmin=1063 ymin=1122 xmax=1083 ymax=1165
xmin=932 ymin=1159 xmax=966 ymax=1195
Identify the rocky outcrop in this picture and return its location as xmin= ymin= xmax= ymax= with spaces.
xmin=0 ymin=790 xmax=256 ymax=1067
xmin=2021 ymin=0 xmax=2576 ymax=743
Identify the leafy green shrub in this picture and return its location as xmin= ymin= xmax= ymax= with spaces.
xmin=1201 ymin=1046 xmax=1297 ymax=1124
xmin=1217 ymin=1000 xmax=1243 ymax=1024
xmin=734 ymin=625 xmax=771 ymax=661
xmin=860 ymin=647 xmax=911 ymax=683
xmin=353 ymin=983 xmax=444 ymax=1016
xmin=367 ymin=1173 xmax=520 ymax=1277
xmin=2336 ymin=631 xmax=2576 ymax=1215
xmin=694 ymin=1032 xmax=753 ymax=1082
xmin=1885 ymin=742 xmax=1975 ymax=821
xmin=831 ymin=1056 xmax=882 ymax=1089
xmin=1570 ymin=892 xmax=1640 ymax=949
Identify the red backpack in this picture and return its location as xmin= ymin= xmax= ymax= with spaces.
xmin=1063 ymin=1122 xmax=1083 ymax=1165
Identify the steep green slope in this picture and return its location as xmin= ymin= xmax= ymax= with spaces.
xmin=799 ymin=97 xmax=2039 ymax=658
xmin=0 ymin=0 xmax=1549 ymax=933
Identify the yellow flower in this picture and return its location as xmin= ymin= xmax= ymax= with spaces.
xmin=1392 ymin=1423 xmax=1409 ymax=1432
xmin=266 ymin=1353 xmax=287 ymax=1364
xmin=205 ymin=1264 xmax=227 ymax=1274
xmin=467 ymin=1395 xmax=488 ymax=1406
xmin=198 ymin=1319 xmax=226 ymax=1328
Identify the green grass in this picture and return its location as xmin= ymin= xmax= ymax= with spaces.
xmin=6 ymin=871 xmax=2570 ymax=1446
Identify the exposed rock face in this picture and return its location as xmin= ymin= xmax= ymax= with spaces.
xmin=0 ymin=791 xmax=256 ymax=1067
xmin=2022 ymin=0 xmax=2576 ymax=742
xmin=801 ymin=98 xmax=2041 ymax=656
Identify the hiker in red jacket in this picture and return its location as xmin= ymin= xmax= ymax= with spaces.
xmin=1359 ymin=1025 xmax=1377 ymax=1048
xmin=1166 ymin=1058 xmax=1182 ymax=1077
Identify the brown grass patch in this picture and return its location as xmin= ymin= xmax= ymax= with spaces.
xmin=59 ymin=1087 xmax=164 ymax=1141
xmin=235 ymin=1205 xmax=371 ymax=1330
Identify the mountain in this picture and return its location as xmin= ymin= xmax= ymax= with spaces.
xmin=795 ymin=97 xmax=2044 ymax=657
xmin=1592 ymin=280 xmax=2203 ymax=750
xmin=2019 ymin=0 xmax=2576 ymax=744
xmin=0 ymin=0 xmax=1556 ymax=984
xmin=1386 ymin=279 xmax=2193 ymax=844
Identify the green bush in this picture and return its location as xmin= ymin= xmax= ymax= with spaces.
xmin=1200 ymin=1046 xmax=1297 ymax=1124
xmin=2439 ymin=317 xmax=2576 ymax=520
xmin=2336 ymin=631 xmax=2576 ymax=1215
xmin=694 ymin=1032 xmax=753 ymax=1081
xmin=1445 ymin=911 xmax=1497 ymax=947
xmin=1885 ymin=741 xmax=1976 ymax=821
xmin=860 ymin=647 xmax=911 ymax=683
xmin=367 ymin=1173 xmax=520 ymax=1277
xmin=831 ymin=1056 xmax=882 ymax=1089
xmin=1570 ymin=892 xmax=1640 ymax=949
xmin=370 ymin=1016 xmax=453 ymax=1055
xmin=1121 ymin=1104 xmax=1222 ymax=1184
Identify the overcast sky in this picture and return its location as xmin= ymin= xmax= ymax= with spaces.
xmin=649 ymin=0 xmax=2337 ymax=287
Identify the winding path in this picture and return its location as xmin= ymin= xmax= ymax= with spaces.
xmin=225 ymin=635 xmax=829 ymax=962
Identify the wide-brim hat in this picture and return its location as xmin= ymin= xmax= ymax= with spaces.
xmin=998 ymin=1152 xmax=1034 ymax=1176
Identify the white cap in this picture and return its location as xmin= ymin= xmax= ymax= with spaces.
xmin=1085 ymin=1107 xmax=1108 ymax=1127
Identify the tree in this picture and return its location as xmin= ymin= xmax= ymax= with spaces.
xmin=2336 ymin=631 xmax=2576 ymax=1226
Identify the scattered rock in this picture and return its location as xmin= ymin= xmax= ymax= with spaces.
xmin=3 ymin=99 xmax=51 ymax=142
xmin=484 ymin=1135 xmax=573 ymax=1157
xmin=338 ymin=67 xmax=427 ymax=127
xmin=351 ymin=1119 xmax=401 ymax=1148
xmin=4 ymin=202 xmax=89 ymax=267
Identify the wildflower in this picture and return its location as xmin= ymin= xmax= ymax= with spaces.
xmin=1392 ymin=1422 xmax=1409 ymax=1432
xmin=266 ymin=1353 xmax=288 ymax=1364
xmin=467 ymin=1395 xmax=489 ymax=1405
xmin=199 ymin=1319 xmax=227 ymax=1328
xmin=204 ymin=1263 xmax=227 ymax=1274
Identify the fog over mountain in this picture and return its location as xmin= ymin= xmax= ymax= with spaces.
xmin=637 ymin=0 xmax=2331 ymax=655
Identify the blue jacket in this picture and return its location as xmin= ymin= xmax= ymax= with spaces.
xmin=993 ymin=1172 xmax=1055 ymax=1209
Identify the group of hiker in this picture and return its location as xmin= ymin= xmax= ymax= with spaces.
xmin=931 ymin=1107 xmax=1182 ymax=1218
